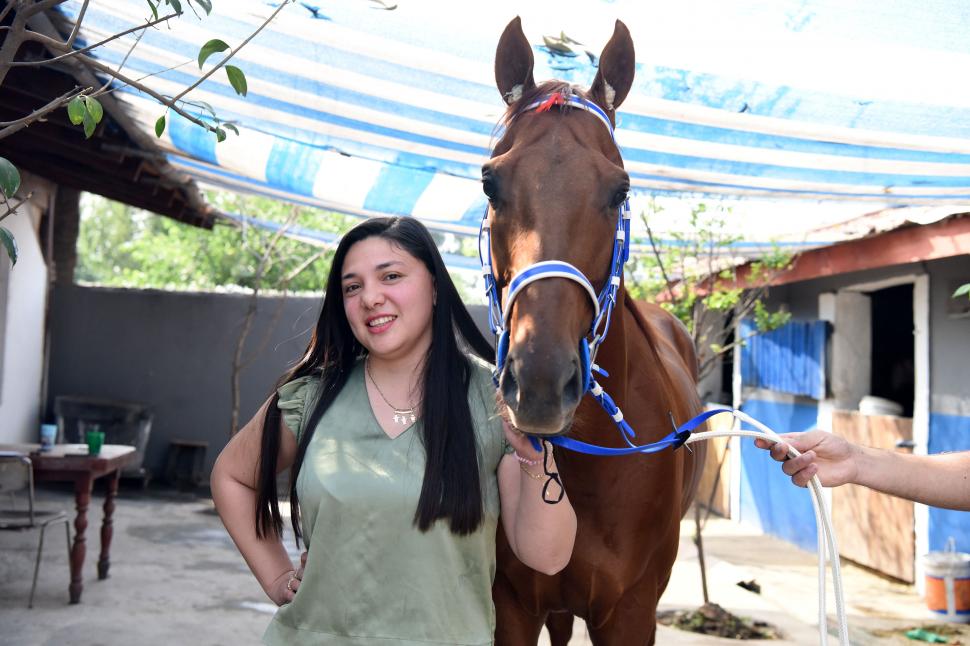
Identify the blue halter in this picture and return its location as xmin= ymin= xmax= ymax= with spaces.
xmin=479 ymin=92 xmax=697 ymax=456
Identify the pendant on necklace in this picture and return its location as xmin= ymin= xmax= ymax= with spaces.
xmin=393 ymin=411 xmax=416 ymax=425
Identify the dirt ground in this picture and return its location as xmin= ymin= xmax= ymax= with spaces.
xmin=0 ymin=483 xmax=960 ymax=646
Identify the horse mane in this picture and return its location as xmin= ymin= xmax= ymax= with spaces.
xmin=501 ymin=80 xmax=589 ymax=127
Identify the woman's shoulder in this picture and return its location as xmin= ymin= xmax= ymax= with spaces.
xmin=277 ymin=373 xmax=324 ymax=438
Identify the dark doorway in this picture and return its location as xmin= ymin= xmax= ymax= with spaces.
xmin=869 ymin=284 xmax=914 ymax=417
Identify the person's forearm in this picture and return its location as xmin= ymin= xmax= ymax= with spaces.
xmin=210 ymin=464 xmax=295 ymax=596
xmin=512 ymin=459 xmax=577 ymax=575
xmin=854 ymin=448 xmax=970 ymax=511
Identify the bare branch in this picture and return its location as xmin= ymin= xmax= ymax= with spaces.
xmin=93 ymin=21 xmax=144 ymax=93
xmin=19 ymin=23 xmax=217 ymax=134
xmin=0 ymin=191 xmax=34 ymax=223
xmin=0 ymin=2 xmax=16 ymax=24
xmin=0 ymin=85 xmax=85 ymax=140
xmin=19 ymin=0 xmax=66 ymax=19
xmin=65 ymin=0 xmax=89 ymax=47
xmin=10 ymin=10 xmax=179 ymax=67
xmin=0 ymin=5 xmax=28 ymax=88
xmin=171 ymin=0 xmax=292 ymax=104
xmin=642 ymin=211 xmax=677 ymax=302
xmin=284 ymin=248 xmax=328 ymax=284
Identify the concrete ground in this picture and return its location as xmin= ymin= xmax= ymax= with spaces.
xmin=0 ymin=484 xmax=962 ymax=646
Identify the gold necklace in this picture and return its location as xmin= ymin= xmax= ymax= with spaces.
xmin=365 ymin=358 xmax=418 ymax=425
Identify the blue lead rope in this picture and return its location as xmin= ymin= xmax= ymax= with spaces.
xmin=530 ymin=407 xmax=733 ymax=456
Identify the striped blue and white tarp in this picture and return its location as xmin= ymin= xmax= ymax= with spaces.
xmin=57 ymin=0 xmax=970 ymax=240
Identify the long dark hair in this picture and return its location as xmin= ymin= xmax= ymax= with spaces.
xmin=255 ymin=217 xmax=495 ymax=545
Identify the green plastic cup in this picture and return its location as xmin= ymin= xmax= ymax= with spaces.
xmin=85 ymin=429 xmax=105 ymax=456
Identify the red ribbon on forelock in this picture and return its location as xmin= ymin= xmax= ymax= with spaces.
xmin=536 ymin=93 xmax=566 ymax=113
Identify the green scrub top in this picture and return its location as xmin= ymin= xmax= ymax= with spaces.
xmin=263 ymin=356 xmax=507 ymax=646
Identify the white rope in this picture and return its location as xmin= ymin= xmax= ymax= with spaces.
xmin=684 ymin=410 xmax=850 ymax=646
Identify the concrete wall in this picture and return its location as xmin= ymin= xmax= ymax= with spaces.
xmin=45 ymin=285 xmax=494 ymax=480
xmin=0 ymin=173 xmax=53 ymax=445
xmin=46 ymin=286 xmax=323 ymax=478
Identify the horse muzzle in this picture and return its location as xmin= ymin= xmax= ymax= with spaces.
xmin=499 ymin=346 xmax=584 ymax=435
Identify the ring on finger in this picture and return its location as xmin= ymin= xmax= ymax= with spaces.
xmin=286 ymin=576 xmax=296 ymax=592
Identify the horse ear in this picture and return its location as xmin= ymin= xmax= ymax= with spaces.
xmin=588 ymin=20 xmax=635 ymax=112
xmin=495 ymin=17 xmax=535 ymax=105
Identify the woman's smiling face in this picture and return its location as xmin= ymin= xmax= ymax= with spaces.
xmin=340 ymin=236 xmax=435 ymax=363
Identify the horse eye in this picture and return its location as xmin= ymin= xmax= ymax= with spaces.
xmin=482 ymin=177 xmax=498 ymax=201
xmin=610 ymin=189 xmax=628 ymax=209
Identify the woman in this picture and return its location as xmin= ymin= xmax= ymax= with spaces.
xmin=211 ymin=217 xmax=577 ymax=645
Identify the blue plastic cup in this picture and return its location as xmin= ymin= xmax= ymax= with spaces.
xmin=39 ymin=424 xmax=57 ymax=451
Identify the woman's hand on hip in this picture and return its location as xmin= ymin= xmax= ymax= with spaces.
xmin=268 ymin=551 xmax=307 ymax=606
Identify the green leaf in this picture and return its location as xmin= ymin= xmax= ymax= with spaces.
xmin=67 ymin=96 xmax=86 ymax=125
xmin=84 ymin=96 xmax=104 ymax=124
xmin=194 ymin=0 xmax=212 ymax=14
xmin=953 ymin=283 xmax=970 ymax=299
xmin=215 ymin=127 xmax=227 ymax=143
xmin=82 ymin=109 xmax=97 ymax=138
xmin=167 ymin=0 xmax=183 ymax=14
xmin=155 ymin=115 xmax=166 ymax=138
xmin=0 ymin=226 xmax=17 ymax=266
xmin=146 ymin=0 xmax=158 ymax=20
xmin=222 ymin=122 xmax=239 ymax=135
xmin=0 ymin=157 xmax=21 ymax=198
xmin=197 ymin=38 xmax=230 ymax=68
xmin=224 ymin=65 xmax=247 ymax=96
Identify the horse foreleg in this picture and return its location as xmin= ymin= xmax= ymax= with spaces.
xmin=493 ymin=571 xmax=546 ymax=646
xmin=586 ymin=584 xmax=659 ymax=646
xmin=545 ymin=611 xmax=574 ymax=645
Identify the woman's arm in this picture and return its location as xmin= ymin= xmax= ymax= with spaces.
xmin=210 ymin=398 xmax=302 ymax=604
xmin=756 ymin=430 xmax=970 ymax=511
xmin=498 ymin=424 xmax=577 ymax=576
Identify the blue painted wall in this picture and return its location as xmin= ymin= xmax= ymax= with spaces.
xmin=927 ymin=412 xmax=970 ymax=553
xmin=739 ymin=398 xmax=820 ymax=552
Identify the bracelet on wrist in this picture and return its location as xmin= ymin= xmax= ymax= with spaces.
xmin=513 ymin=451 xmax=540 ymax=466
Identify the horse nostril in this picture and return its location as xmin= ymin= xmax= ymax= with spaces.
xmin=562 ymin=359 xmax=583 ymax=410
xmin=500 ymin=358 xmax=520 ymax=411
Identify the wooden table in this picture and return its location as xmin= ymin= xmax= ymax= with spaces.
xmin=0 ymin=443 xmax=136 ymax=603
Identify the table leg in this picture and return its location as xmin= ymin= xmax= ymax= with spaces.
xmin=97 ymin=469 xmax=120 ymax=580
xmin=69 ymin=474 xmax=94 ymax=604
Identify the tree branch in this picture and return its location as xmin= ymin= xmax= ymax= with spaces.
xmin=0 ymin=191 xmax=34 ymax=223
xmin=10 ymin=10 xmax=178 ymax=67
xmin=65 ymin=0 xmax=88 ymax=47
xmin=171 ymin=0 xmax=292 ymax=104
xmin=19 ymin=25 xmax=215 ymax=134
xmin=0 ymin=85 xmax=85 ymax=140
xmin=19 ymin=0 xmax=66 ymax=20
xmin=642 ymin=210 xmax=677 ymax=302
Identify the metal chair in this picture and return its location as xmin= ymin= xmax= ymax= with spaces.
xmin=0 ymin=451 xmax=71 ymax=608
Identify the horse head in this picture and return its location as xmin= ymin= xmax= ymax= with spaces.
xmin=486 ymin=17 xmax=635 ymax=436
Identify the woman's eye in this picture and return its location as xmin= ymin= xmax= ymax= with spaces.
xmin=384 ymin=272 xmax=401 ymax=281
xmin=343 ymin=284 xmax=360 ymax=295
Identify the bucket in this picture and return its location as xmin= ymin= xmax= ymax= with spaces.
xmin=923 ymin=538 xmax=970 ymax=622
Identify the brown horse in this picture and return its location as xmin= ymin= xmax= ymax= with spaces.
xmin=486 ymin=18 xmax=706 ymax=645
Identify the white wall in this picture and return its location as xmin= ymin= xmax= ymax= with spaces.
xmin=0 ymin=173 xmax=52 ymax=444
